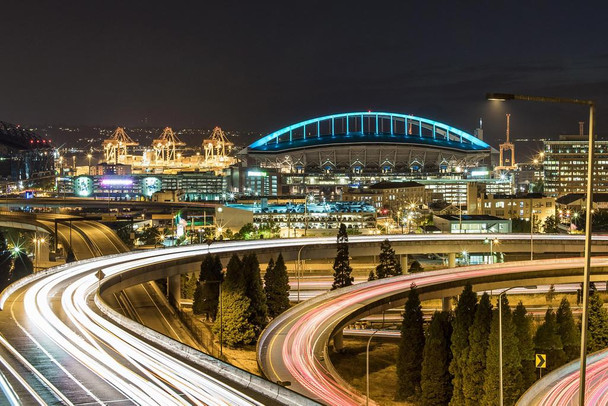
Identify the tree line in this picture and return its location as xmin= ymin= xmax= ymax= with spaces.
xmin=191 ymin=251 xmax=290 ymax=347
xmin=396 ymin=283 xmax=607 ymax=406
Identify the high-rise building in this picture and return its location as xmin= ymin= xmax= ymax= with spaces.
xmin=543 ymin=135 xmax=608 ymax=197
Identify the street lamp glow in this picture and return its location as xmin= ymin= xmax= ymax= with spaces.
xmin=486 ymin=91 xmax=595 ymax=405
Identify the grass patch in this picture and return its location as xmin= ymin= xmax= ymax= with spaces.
xmin=330 ymin=338 xmax=413 ymax=405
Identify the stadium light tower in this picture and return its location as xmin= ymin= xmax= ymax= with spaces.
xmin=486 ymin=92 xmax=595 ymax=406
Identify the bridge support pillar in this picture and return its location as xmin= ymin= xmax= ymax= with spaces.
xmin=401 ymin=254 xmax=408 ymax=273
xmin=448 ymin=252 xmax=456 ymax=268
xmin=168 ymin=274 xmax=181 ymax=309
xmin=442 ymin=297 xmax=452 ymax=312
xmin=333 ymin=331 xmax=344 ymax=352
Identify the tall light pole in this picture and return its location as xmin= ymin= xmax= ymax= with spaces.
xmin=530 ymin=196 xmax=534 ymax=261
xmin=484 ymin=237 xmax=499 ymax=264
xmin=203 ymin=279 xmax=223 ymax=357
xmin=366 ymin=329 xmax=379 ymax=406
xmin=87 ymin=153 xmax=92 ymax=175
xmin=366 ymin=310 xmax=384 ymax=406
xmin=498 ymin=285 xmax=536 ymax=406
xmin=487 ymin=92 xmax=595 ymax=405
xmin=297 ymin=245 xmax=306 ymax=303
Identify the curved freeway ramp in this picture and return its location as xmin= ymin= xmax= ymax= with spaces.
xmin=0 ymin=212 xmax=129 ymax=259
xmin=518 ymin=348 xmax=608 ymax=405
xmin=0 ymin=243 xmax=319 ymax=406
xmin=258 ymin=257 xmax=608 ymax=405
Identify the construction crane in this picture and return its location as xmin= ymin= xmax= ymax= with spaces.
xmin=203 ymin=127 xmax=234 ymax=166
xmin=152 ymin=127 xmax=185 ymax=164
xmin=103 ymin=127 xmax=139 ymax=164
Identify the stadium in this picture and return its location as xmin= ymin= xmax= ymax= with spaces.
xmin=242 ymin=112 xmax=492 ymax=175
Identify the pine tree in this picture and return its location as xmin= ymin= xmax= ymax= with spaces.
xmin=534 ymin=308 xmax=567 ymax=372
xmin=421 ymin=311 xmax=453 ymax=406
xmin=482 ymin=295 xmax=522 ymax=406
xmin=331 ymin=223 xmax=353 ymax=290
xmin=555 ymin=297 xmax=580 ymax=361
xmin=396 ymin=284 xmax=425 ymax=400
xmin=213 ymin=254 xmax=255 ymax=347
xmin=546 ymin=284 xmax=556 ymax=303
xmin=512 ymin=301 xmax=536 ymax=389
xmin=0 ymin=231 xmax=12 ymax=292
xmin=449 ymin=282 xmax=477 ymax=406
xmin=463 ymin=292 xmax=492 ymax=406
xmin=588 ymin=290 xmax=608 ymax=353
xmin=193 ymin=255 xmax=223 ymax=319
xmin=242 ymin=253 xmax=268 ymax=336
xmin=264 ymin=254 xmax=290 ymax=318
xmin=181 ymin=273 xmax=197 ymax=299
xmin=373 ymin=239 xmax=402 ymax=280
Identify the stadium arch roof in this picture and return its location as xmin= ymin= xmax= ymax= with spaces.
xmin=248 ymin=112 xmax=490 ymax=152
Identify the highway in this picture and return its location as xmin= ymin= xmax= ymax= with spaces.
xmin=2 ymin=235 xmax=608 ymax=405
xmin=0 ymin=246 xmax=315 ymax=406
xmin=257 ymin=255 xmax=608 ymax=405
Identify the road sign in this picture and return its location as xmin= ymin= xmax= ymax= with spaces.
xmin=536 ymin=353 xmax=546 ymax=369
xmin=96 ymin=269 xmax=105 ymax=280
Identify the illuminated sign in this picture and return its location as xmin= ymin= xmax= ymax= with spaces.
xmin=247 ymin=171 xmax=267 ymax=177
xmin=142 ymin=177 xmax=162 ymax=197
xmin=74 ymin=176 xmax=93 ymax=197
xmin=470 ymin=170 xmax=489 ymax=177
xmin=100 ymin=178 xmax=133 ymax=186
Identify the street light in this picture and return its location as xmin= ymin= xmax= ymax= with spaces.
xmin=297 ymin=245 xmax=307 ymax=303
xmin=366 ymin=329 xmax=380 ymax=406
xmin=484 ymin=237 xmax=500 ymax=264
xmin=87 ymin=153 xmax=92 ymax=175
xmin=366 ymin=311 xmax=385 ymax=406
xmin=487 ymin=92 xmax=595 ymax=405
xmin=205 ymin=279 xmax=223 ymax=357
xmin=498 ymin=285 xmax=537 ymax=406
xmin=33 ymin=235 xmax=46 ymax=271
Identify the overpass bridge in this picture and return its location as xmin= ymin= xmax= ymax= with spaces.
xmin=0 ymin=212 xmax=129 ymax=260
xmin=0 ymin=235 xmax=607 ymax=405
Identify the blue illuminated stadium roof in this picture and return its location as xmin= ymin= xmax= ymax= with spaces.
xmin=248 ymin=112 xmax=490 ymax=152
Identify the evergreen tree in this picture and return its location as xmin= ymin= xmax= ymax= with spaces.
xmin=372 ymin=239 xmax=402 ymax=280
xmin=181 ymin=273 xmax=197 ymax=299
xmin=193 ymin=255 xmax=223 ymax=319
xmin=534 ymin=308 xmax=567 ymax=372
xmin=409 ymin=260 xmax=424 ymax=273
xmin=421 ymin=311 xmax=453 ymax=406
xmin=449 ymin=282 xmax=478 ymax=406
xmin=65 ymin=247 xmax=76 ymax=263
xmin=555 ymin=297 xmax=580 ymax=361
xmin=546 ymin=284 xmax=556 ymax=303
xmin=367 ymin=269 xmax=376 ymax=281
xmin=396 ymin=284 xmax=425 ymax=400
xmin=588 ymin=290 xmax=608 ymax=353
xmin=213 ymin=254 xmax=255 ymax=347
xmin=242 ymin=253 xmax=268 ymax=336
xmin=264 ymin=254 xmax=290 ymax=318
xmin=463 ymin=293 xmax=493 ymax=406
xmin=331 ymin=224 xmax=353 ymax=290
xmin=512 ymin=301 xmax=536 ymax=389
xmin=0 ymin=231 xmax=13 ymax=292
xmin=482 ymin=295 xmax=522 ymax=406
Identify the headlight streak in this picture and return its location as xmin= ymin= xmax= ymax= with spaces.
xmin=0 ymin=342 xmax=45 ymax=406
xmin=3 ymin=234 xmax=608 ymax=405
xmin=262 ymin=256 xmax=608 ymax=405
xmin=22 ymin=244 xmax=266 ymax=406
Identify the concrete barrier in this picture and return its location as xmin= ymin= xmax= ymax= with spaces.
xmin=94 ymin=292 xmax=319 ymax=406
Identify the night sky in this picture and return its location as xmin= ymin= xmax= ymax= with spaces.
xmin=2 ymin=1 xmax=608 ymax=156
